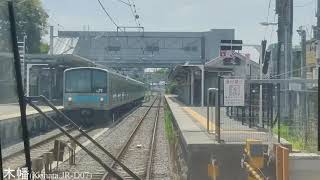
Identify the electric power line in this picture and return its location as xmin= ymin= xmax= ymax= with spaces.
xmin=115 ymin=0 xmax=131 ymax=6
xmin=269 ymin=64 xmax=318 ymax=79
xmin=97 ymin=0 xmax=119 ymax=28
xmin=131 ymin=1 xmax=141 ymax=27
xmin=127 ymin=0 xmax=139 ymax=27
xmin=263 ymin=0 xmax=273 ymax=40
xmin=268 ymin=13 xmax=277 ymax=44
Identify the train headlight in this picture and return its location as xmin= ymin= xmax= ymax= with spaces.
xmin=68 ymin=97 xmax=72 ymax=102
xmin=100 ymin=97 xmax=104 ymax=102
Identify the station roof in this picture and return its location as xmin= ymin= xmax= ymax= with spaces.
xmin=169 ymin=52 xmax=260 ymax=80
xmin=51 ymin=37 xmax=78 ymax=55
xmin=205 ymin=52 xmax=259 ymax=71
xmin=168 ymin=64 xmax=200 ymax=80
xmin=25 ymin=54 xmax=102 ymax=68
xmin=206 ymin=52 xmax=258 ymax=65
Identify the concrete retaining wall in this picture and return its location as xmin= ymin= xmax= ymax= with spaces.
xmin=289 ymin=153 xmax=320 ymax=180
xmin=0 ymin=110 xmax=59 ymax=147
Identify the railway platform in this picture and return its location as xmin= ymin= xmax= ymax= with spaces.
xmin=165 ymin=95 xmax=291 ymax=180
xmin=0 ymin=103 xmax=63 ymax=147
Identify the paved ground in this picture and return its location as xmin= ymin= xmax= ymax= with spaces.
xmin=165 ymin=95 xmax=216 ymax=146
xmin=187 ymin=106 xmax=272 ymax=143
xmin=0 ymin=104 xmax=63 ymax=121
xmin=166 ymin=95 xmax=287 ymax=144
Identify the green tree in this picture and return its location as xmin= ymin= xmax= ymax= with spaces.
xmin=15 ymin=0 xmax=48 ymax=53
xmin=0 ymin=3 xmax=12 ymax=52
xmin=0 ymin=0 xmax=48 ymax=53
xmin=39 ymin=42 xmax=49 ymax=53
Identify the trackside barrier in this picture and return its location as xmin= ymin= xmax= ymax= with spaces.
xmin=26 ymin=95 xmax=141 ymax=180
xmin=207 ymin=88 xmax=221 ymax=142
xmin=275 ymin=144 xmax=289 ymax=180
xmin=242 ymin=139 xmax=268 ymax=180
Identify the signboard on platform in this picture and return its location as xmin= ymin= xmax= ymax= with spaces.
xmin=223 ymin=79 xmax=245 ymax=106
xmin=220 ymin=50 xmax=234 ymax=58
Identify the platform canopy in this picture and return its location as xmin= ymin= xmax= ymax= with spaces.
xmin=25 ymin=54 xmax=105 ymax=68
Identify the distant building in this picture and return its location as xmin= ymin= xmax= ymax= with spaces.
xmin=56 ymin=29 xmax=235 ymax=68
xmin=169 ymin=52 xmax=260 ymax=106
xmin=306 ymin=39 xmax=318 ymax=79
xmin=292 ymin=46 xmax=302 ymax=78
xmin=268 ymin=44 xmax=305 ymax=79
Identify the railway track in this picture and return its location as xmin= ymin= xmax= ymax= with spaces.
xmin=2 ymin=126 xmax=94 ymax=170
xmin=103 ymin=96 xmax=162 ymax=180
xmin=145 ymin=97 xmax=161 ymax=180
xmin=44 ymin=96 xmax=164 ymax=180
xmin=2 ymin=95 xmax=151 ymax=174
xmin=2 ymin=96 xmax=169 ymax=180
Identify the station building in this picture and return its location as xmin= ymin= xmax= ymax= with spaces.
xmin=20 ymin=29 xmax=235 ymax=103
xmin=169 ymin=53 xmax=260 ymax=106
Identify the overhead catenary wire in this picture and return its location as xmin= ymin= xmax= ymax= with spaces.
xmin=127 ymin=0 xmax=140 ymax=27
xmin=115 ymin=0 xmax=131 ymax=6
xmin=97 ymin=0 xmax=120 ymax=28
xmin=113 ymin=0 xmax=142 ymax=27
xmin=269 ymin=64 xmax=318 ymax=79
xmin=263 ymin=0 xmax=273 ymax=40
xmin=130 ymin=0 xmax=141 ymax=27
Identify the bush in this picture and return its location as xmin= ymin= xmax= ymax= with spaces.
xmin=165 ymin=81 xmax=177 ymax=94
xmin=164 ymin=104 xmax=177 ymax=144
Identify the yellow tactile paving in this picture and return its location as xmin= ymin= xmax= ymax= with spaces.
xmin=182 ymin=106 xmax=216 ymax=131
xmin=183 ymin=106 xmax=267 ymax=135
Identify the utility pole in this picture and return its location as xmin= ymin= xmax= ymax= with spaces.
xmin=297 ymin=27 xmax=307 ymax=143
xmin=49 ymin=26 xmax=54 ymax=55
xmin=316 ymin=0 xmax=320 ymax=65
xmin=259 ymin=40 xmax=267 ymax=127
xmin=297 ymin=27 xmax=306 ymax=79
xmin=276 ymin=0 xmax=293 ymax=120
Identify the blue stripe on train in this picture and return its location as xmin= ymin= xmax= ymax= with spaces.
xmin=67 ymin=95 xmax=108 ymax=103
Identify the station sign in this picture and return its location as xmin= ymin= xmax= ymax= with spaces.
xmin=220 ymin=50 xmax=235 ymax=58
xmin=219 ymin=40 xmax=242 ymax=60
xmin=223 ymin=79 xmax=245 ymax=106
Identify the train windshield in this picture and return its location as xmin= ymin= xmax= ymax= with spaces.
xmin=92 ymin=70 xmax=107 ymax=93
xmin=65 ymin=69 xmax=91 ymax=93
xmin=65 ymin=69 xmax=107 ymax=93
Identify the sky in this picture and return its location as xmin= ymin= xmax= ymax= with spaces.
xmin=41 ymin=0 xmax=317 ymax=61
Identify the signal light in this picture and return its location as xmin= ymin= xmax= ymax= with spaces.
xmin=262 ymin=50 xmax=271 ymax=74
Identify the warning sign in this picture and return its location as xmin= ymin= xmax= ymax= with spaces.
xmin=224 ymin=79 xmax=245 ymax=106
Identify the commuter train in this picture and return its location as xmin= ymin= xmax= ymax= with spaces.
xmin=63 ymin=67 xmax=145 ymax=123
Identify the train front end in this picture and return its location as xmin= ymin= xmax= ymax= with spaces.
xmin=63 ymin=68 xmax=109 ymax=123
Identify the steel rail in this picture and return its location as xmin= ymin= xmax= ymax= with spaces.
xmin=3 ymin=125 xmax=74 ymax=161
xmin=2 ymin=127 xmax=95 ymax=170
xmin=28 ymin=95 xmax=140 ymax=180
xmin=26 ymin=99 xmax=125 ymax=180
xmin=103 ymin=96 xmax=159 ymax=180
xmin=145 ymin=96 xmax=161 ymax=180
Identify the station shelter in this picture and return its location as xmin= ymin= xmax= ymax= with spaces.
xmin=168 ymin=53 xmax=260 ymax=106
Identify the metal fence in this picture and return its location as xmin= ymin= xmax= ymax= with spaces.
xmin=207 ymin=75 xmax=318 ymax=152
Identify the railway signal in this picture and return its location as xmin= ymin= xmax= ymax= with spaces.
xmin=262 ymin=50 xmax=271 ymax=74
